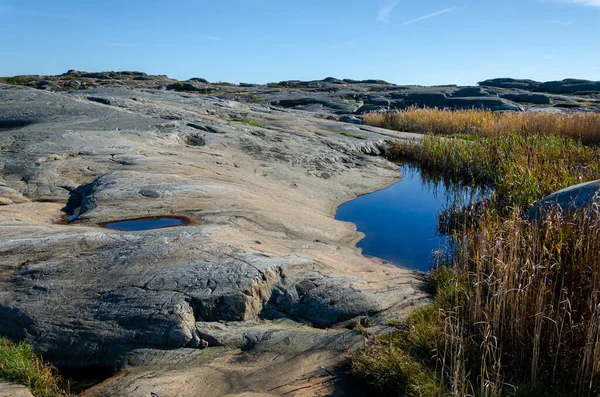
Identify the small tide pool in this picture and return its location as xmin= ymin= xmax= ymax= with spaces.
xmin=100 ymin=216 xmax=190 ymax=231
xmin=336 ymin=164 xmax=483 ymax=272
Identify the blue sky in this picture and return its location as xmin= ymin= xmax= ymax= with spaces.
xmin=1 ymin=0 xmax=599 ymax=85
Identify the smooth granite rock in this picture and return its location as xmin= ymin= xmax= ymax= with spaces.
xmin=481 ymin=78 xmax=600 ymax=95
xmin=528 ymin=179 xmax=600 ymax=220
xmin=0 ymin=82 xmax=427 ymax=395
xmin=0 ymin=382 xmax=34 ymax=397
xmin=451 ymin=87 xmax=489 ymax=97
xmin=501 ymin=92 xmax=551 ymax=105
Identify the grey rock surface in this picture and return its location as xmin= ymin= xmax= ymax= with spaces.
xmin=0 ymin=382 xmax=34 ymax=397
xmin=501 ymin=92 xmax=552 ymax=105
xmin=528 ymin=179 xmax=600 ymax=220
xmin=480 ymin=78 xmax=600 ymax=95
xmin=4 ymin=71 xmax=599 ymax=117
xmin=0 ymin=82 xmax=427 ymax=395
xmin=451 ymin=87 xmax=489 ymax=97
xmin=83 ymin=325 xmax=368 ymax=397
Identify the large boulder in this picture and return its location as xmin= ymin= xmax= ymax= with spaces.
xmin=451 ymin=87 xmax=489 ymax=97
xmin=323 ymin=77 xmax=345 ymax=84
xmin=404 ymin=92 xmax=448 ymax=107
xmin=30 ymin=80 xmax=60 ymax=91
xmin=530 ymin=93 xmax=552 ymax=104
xmin=390 ymin=91 xmax=522 ymax=111
xmin=166 ymin=82 xmax=207 ymax=92
xmin=390 ymin=99 xmax=407 ymax=109
xmin=364 ymin=95 xmax=391 ymax=106
xmin=539 ymin=79 xmax=600 ymax=94
xmin=343 ymin=78 xmax=390 ymax=85
xmin=188 ymin=77 xmax=209 ymax=83
xmin=355 ymin=104 xmax=387 ymax=114
xmin=479 ymin=78 xmax=540 ymax=90
xmin=270 ymin=96 xmax=359 ymax=113
xmin=528 ymin=180 xmax=600 ymax=220
xmin=501 ymin=92 xmax=551 ymax=105
xmin=501 ymin=92 xmax=532 ymax=102
xmin=481 ymin=78 xmax=600 ymax=95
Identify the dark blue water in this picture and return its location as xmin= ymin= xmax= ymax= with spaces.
xmin=102 ymin=217 xmax=189 ymax=231
xmin=336 ymin=164 xmax=481 ymax=271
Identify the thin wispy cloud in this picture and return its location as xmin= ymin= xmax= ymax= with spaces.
xmin=377 ymin=1 xmax=400 ymax=23
xmin=552 ymin=0 xmax=600 ymax=6
xmin=400 ymin=8 xmax=454 ymax=25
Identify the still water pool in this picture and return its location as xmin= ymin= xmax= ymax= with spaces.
xmin=336 ymin=164 xmax=482 ymax=272
xmin=101 ymin=216 xmax=190 ymax=231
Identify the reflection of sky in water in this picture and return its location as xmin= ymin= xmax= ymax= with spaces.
xmin=104 ymin=217 xmax=187 ymax=231
xmin=336 ymin=163 xmax=485 ymax=272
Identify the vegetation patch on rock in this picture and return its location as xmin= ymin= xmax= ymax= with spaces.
xmin=340 ymin=131 xmax=366 ymax=140
xmin=230 ymin=118 xmax=263 ymax=127
xmin=0 ymin=338 xmax=69 ymax=397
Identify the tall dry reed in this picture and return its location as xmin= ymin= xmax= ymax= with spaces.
xmin=439 ymin=203 xmax=600 ymax=396
xmin=365 ymin=108 xmax=600 ymax=145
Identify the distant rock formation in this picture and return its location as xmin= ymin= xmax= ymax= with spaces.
xmin=1 ymin=71 xmax=598 ymax=119
xmin=480 ymin=78 xmax=600 ymax=95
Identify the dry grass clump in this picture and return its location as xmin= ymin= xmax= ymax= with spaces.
xmin=0 ymin=337 xmax=69 ymax=396
xmin=365 ymin=108 xmax=600 ymax=145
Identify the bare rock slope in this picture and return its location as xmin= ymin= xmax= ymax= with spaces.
xmin=0 ymin=83 xmax=427 ymax=396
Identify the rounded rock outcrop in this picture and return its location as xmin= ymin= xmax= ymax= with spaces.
xmin=528 ymin=179 xmax=600 ymax=220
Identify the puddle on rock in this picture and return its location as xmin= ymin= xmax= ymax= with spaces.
xmin=335 ymin=163 xmax=486 ymax=272
xmin=99 ymin=216 xmax=191 ymax=231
